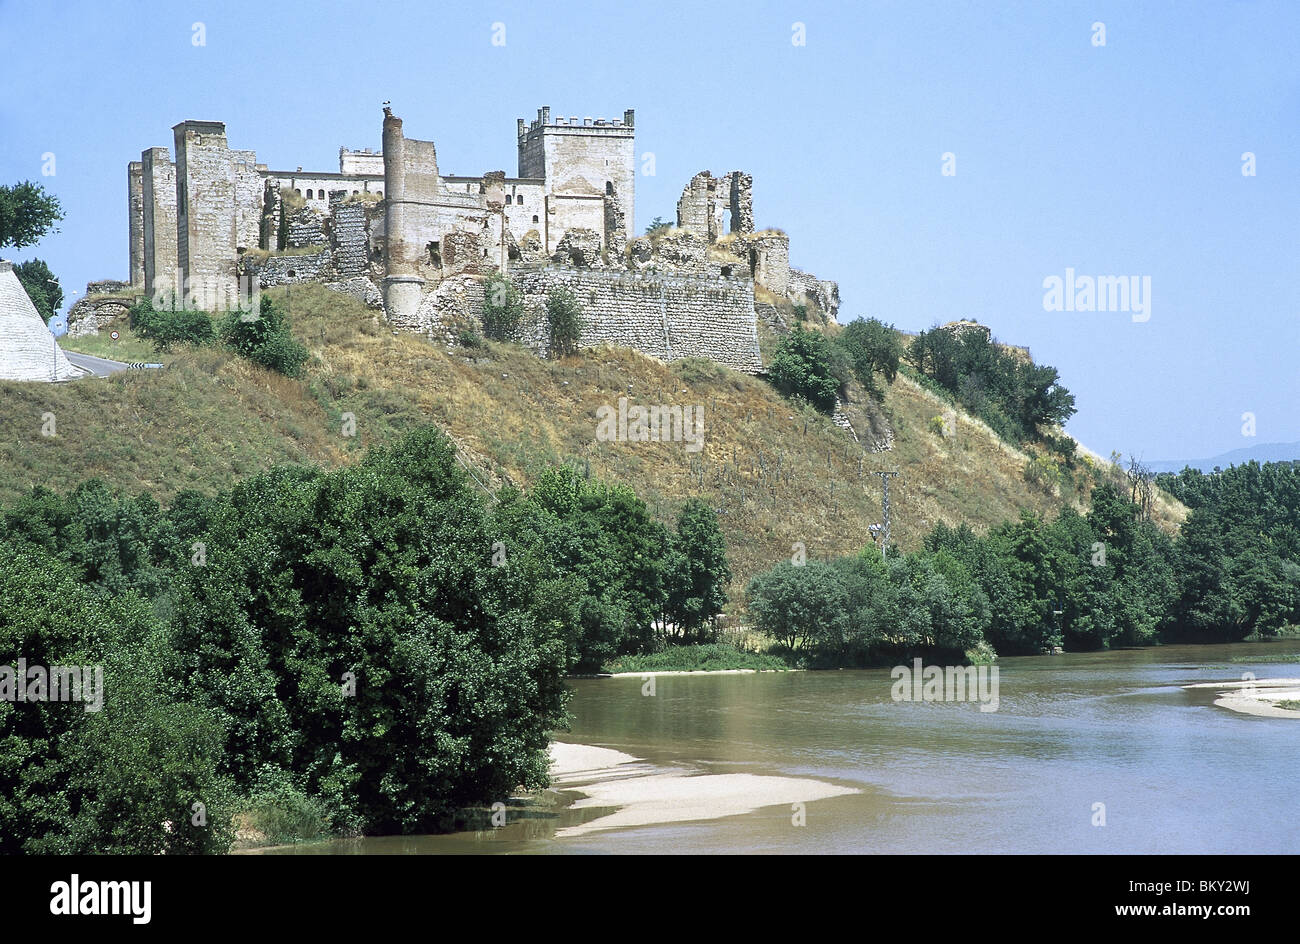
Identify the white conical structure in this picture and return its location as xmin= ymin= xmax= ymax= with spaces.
xmin=0 ymin=260 xmax=87 ymax=381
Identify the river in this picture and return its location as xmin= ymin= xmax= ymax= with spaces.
xmin=262 ymin=641 xmax=1299 ymax=854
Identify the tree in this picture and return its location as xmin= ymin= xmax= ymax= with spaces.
xmin=746 ymin=561 xmax=849 ymax=653
xmin=0 ymin=542 xmax=233 ymax=854
xmin=13 ymin=260 xmax=61 ymax=324
xmin=0 ymin=181 xmax=64 ymax=250
xmin=481 ymin=273 xmax=525 ymax=342
xmin=904 ymin=324 xmax=1075 ymax=445
xmin=664 ymin=500 xmax=731 ymax=642
xmin=166 ymin=426 xmax=572 ymax=833
xmin=768 ymin=323 xmax=846 ymax=412
xmin=645 ymin=216 xmax=671 ymax=235
xmin=545 ymin=288 xmax=583 ymax=358
xmin=836 ymin=317 xmax=902 ymax=400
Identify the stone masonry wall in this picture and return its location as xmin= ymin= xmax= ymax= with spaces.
xmin=330 ymin=196 xmax=369 ymax=276
xmin=175 ymin=122 xmax=240 ymax=307
xmin=507 ymin=266 xmax=762 ymax=372
xmin=141 ymin=147 xmax=178 ymax=300
xmin=66 ymin=295 xmax=131 ymax=338
xmin=242 ymin=248 xmax=333 ymax=286
xmin=286 ymin=205 xmax=327 ymax=248
xmin=404 ymin=274 xmax=486 ymax=342
xmin=128 ymin=161 xmax=144 ymax=289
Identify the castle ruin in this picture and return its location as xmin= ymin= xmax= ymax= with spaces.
xmin=106 ymin=106 xmax=839 ymax=373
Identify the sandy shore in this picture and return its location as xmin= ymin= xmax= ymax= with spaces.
xmin=548 ymin=741 xmax=858 ymax=837
xmin=1184 ymin=677 xmax=1300 ymax=719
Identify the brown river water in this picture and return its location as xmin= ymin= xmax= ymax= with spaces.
xmin=261 ymin=641 xmax=1299 ymax=854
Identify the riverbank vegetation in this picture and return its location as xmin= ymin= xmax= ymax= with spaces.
xmin=0 ymin=427 xmax=738 ymax=853
xmin=601 ymin=644 xmax=790 ymax=674
xmin=745 ymin=461 xmax=1300 ymax=663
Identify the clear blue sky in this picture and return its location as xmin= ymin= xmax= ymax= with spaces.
xmin=2 ymin=0 xmax=1297 ymax=461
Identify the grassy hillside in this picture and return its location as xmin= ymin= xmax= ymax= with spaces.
xmin=9 ymin=284 xmax=1184 ymax=605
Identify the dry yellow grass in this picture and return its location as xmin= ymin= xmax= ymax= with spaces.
xmin=0 ymin=284 xmax=1186 ymax=609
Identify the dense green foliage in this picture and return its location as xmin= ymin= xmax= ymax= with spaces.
xmin=663 ymin=499 xmax=732 ymax=642
xmin=545 ymin=288 xmax=583 ymax=357
xmin=0 ymin=541 xmax=234 ymax=854
xmin=481 ymin=273 xmax=524 ymax=342
xmin=13 ymin=259 xmax=61 ymax=324
xmin=126 ymin=294 xmax=306 ymax=373
xmin=1158 ymin=462 xmax=1300 ymax=639
xmin=492 ymin=470 xmax=733 ymax=671
xmin=747 ymin=467 xmax=1300 ymax=665
xmin=129 ymin=298 xmax=216 ymax=351
xmin=768 ymin=324 xmax=847 ymax=412
xmin=0 ymin=427 xmax=734 ymax=851
xmin=835 ymin=317 xmax=903 ymax=401
xmin=0 ymin=180 xmax=64 ymax=250
xmin=218 ymin=295 xmax=309 ymax=376
xmin=905 ymin=325 xmax=1076 ymax=444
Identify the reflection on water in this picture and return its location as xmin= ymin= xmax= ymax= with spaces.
xmin=262 ymin=642 xmax=1300 ymax=855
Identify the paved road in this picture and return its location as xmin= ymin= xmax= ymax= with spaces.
xmin=64 ymin=350 xmax=132 ymax=376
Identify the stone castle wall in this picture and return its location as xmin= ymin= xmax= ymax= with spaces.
xmin=330 ymin=197 xmax=370 ymax=277
xmin=508 ymin=266 xmax=762 ymax=372
xmin=128 ymin=162 xmax=144 ymax=289
xmin=141 ymin=147 xmax=178 ymax=300
xmin=174 ymin=122 xmax=241 ymax=306
xmin=120 ymin=107 xmax=840 ymax=379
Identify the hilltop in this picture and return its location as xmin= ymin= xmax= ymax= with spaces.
xmin=2 ymin=285 xmax=1184 ymax=603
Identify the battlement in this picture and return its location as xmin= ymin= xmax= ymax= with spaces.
xmin=172 ymin=120 xmax=227 ymax=138
xmin=340 ymin=146 xmax=383 ymax=176
xmin=517 ymin=106 xmax=634 ymax=141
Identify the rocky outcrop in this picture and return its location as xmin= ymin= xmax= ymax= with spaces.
xmin=788 ymin=268 xmax=840 ymax=321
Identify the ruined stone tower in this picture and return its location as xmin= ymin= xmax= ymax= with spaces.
xmin=381 ymin=109 xmax=426 ymax=327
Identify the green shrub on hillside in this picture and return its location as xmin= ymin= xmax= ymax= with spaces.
xmin=836 ymin=317 xmax=902 ymax=401
xmin=905 ymin=325 xmax=1075 ymax=445
xmin=129 ymin=298 xmax=214 ymax=351
xmin=219 ymin=295 xmax=308 ymax=377
xmin=768 ymin=324 xmax=846 ymax=413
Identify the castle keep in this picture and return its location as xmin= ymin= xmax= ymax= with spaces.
xmin=108 ymin=107 xmax=838 ymax=373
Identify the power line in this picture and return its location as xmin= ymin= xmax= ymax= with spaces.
xmin=453 ymin=448 xmax=497 ymax=501
xmin=868 ymin=467 xmax=900 ymax=559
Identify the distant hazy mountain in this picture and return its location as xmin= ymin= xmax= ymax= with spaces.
xmin=1148 ymin=442 xmax=1300 ymax=474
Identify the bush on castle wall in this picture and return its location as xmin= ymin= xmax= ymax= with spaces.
xmin=545 ymin=287 xmax=583 ymax=358
xmin=481 ymin=273 xmax=524 ymax=342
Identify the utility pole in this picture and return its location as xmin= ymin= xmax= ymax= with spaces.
xmin=869 ymin=467 xmax=900 ymax=559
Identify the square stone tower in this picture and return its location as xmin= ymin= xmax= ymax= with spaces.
xmin=172 ymin=120 xmax=262 ymax=308
xmin=127 ymin=161 xmax=144 ymax=290
xmin=141 ymin=147 xmax=178 ymax=301
xmin=517 ymin=106 xmax=635 ymax=253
